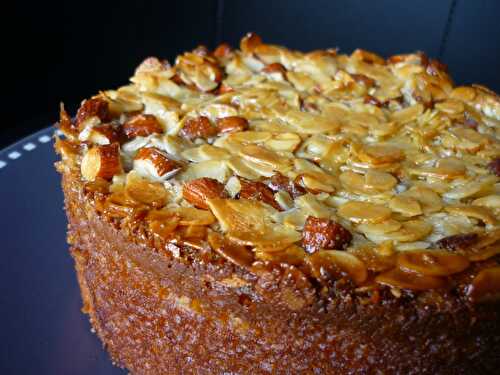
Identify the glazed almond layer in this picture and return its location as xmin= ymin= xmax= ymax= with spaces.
xmin=57 ymin=33 xmax=500 ymax=299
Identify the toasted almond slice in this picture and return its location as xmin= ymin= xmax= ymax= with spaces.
xmin=228 ymin=131 xmax=272 ymax=144
xmin=410 ymin=158 xmax=466 ymax=179
xmin=165 ymin=206 xmax=215 ymax=226
xmin=401 ymin=186 xmax=442 ymax=214
xmin=125 ymin=171 xmax=169 ymax=208
xmin=79 ymin=124 xmax=120 ymax=145
xmin=389 ymin=196 xmax=422 ymax=217
xmin=445 ymin=205 xmax=497 ymax=225
xmin=239 ymin=144 xmax=291 ymax=170
xmin=364 ymin=219 xmax=433 ymax=243
xmin=339 ymin=171 xmax=366 ymax=193
xmin=472 ymin=195 xmax=500 ymax=209
xmin=264 ymin=133 xmax=302 ymax=152
xmin=310 ymin=250 xmax=368 ymax=285
xmin=375 ymin=268 xmax=446 ymax=291
xmin=208 ymin=232 xmax=254 ymax=267
xmin=178 ymin=160 xmax=230 ymax=183
xmin=443 ymin=176 xmax=497 ymax=200
xmin=283 ymin=110 xmax=340 ymax=134
xmin=297 ymin=172 xmax=337 ymax=193
xmin=295 ymin=193 xmax=331 ymax=219
xmin=254 ymin=244 xmax=306 ymax=265
xmin=227 ymin=156 xmax=261 ymax=180
xmin=338 ymin=201 xmax=392 ymax=223
xmin=81 ymin=143 xmax=122 ymax=181
xmin=357 ymin=220 xmax=402 ymax=235
xmin=146 ymin=210 xmax=180 ymax=239
xmin=207 ymin=198 xmax=300 ymax=251
xmin=468 ymin=267 xmax=500 ymax=303
xmin=356 ymin=144 xmax=405 ymax=165
xmin=364 ymin=170 xmax=397 ymax=191
xmin=181 ymin=145 xmax=231 ymax=162
xmin=133 ymin=147 xmax=181 ymax=180
xmin=468 ymin=244 xmax=500 ymax=262
xmin=397 ymin=250 xmax=470 ymax=276
xmin=391 ymin=103 xmax=425 ymax=124
xmin=350 ymin=245 xmax=396 ymax=272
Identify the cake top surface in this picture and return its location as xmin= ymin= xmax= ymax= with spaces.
xmin=56 ymin=33 xmax=500 ymax=302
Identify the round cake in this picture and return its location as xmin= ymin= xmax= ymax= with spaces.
xmin=56 ymin=33 xmax=500 ymax=374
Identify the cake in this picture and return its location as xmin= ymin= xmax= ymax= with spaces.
xmin=55 ymin=33 xmax=500 ymax=374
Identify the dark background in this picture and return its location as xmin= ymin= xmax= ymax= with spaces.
xmin=2 ymin=0 xmax=500 ymax=148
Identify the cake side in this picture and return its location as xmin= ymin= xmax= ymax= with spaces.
xmin=61 ymin=162 xmax=500 ymax=374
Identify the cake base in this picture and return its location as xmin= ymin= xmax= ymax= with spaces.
xmin=63 ymin=170 xmax=500 ymax=374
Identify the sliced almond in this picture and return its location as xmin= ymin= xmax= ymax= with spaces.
xmin=364 ymin=219 xmax=433 ymax=243
xmin=207 ymin=198 xmax=300 ymax=251
xmin=401 ymin=186 xmax=442 ymax=214
xmin=308 ymin=250 xmax=368 ymax=285
xmin=338 ymin=201 xmax=392 ymax=223
xmin=356 ymin=144 xmax=405 ymax=165
xmin=125 ymin=171 xmax=169 ymax=208
xmin=389 ymin=196 xmax=422 ymax=217
xmin=375 ymin=268 xmax=446 ymax=290
xmin=472 ymin=195 xmax=500 ymax=209
xmin=357 ymin=219 xmax=402 ymax=235
xmin=208 ymin=232 xmax=254 ymax=267
xmin=164 ymin=206 xmax=215 ymax=226
xmin=445 ymin=205 xmax=497 ymax=225
xmin=81 ymin=143 xmax=122 ymax=181
xmin=468 ymin=267 xmax=500 ymax=303
xmin=397 ymin=250 xmax=470 ymax=276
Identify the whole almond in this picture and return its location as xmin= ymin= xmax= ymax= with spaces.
xmin=183 ymin=178 xmax=228 ymax=209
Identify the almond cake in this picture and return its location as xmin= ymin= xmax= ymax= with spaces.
xmin=55 ymin=33 xmax=500 ymax=374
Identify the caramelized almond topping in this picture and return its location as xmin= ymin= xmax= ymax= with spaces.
xmin=238 ymin=178 xmax=281 ymax=210
xmin=302 ymin=216 xmax=352 ymax=253
xmin=183 ymin=178 xmax=228 ymax=209
xmin=81 ymin=143 xmax=122 ymax=181
xmin=123 ymin=114 xmax=163 ymax=138
xmin=76 ymin=97 xmax=110 ymax=126
xmin=216 ymin=116 xmax=249 ymax=134
xmin=180 ymin=116 xmax=217 ymax=140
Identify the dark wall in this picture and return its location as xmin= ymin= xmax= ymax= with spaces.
xmin=2 ymin=0 xmax=500 ymax=148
